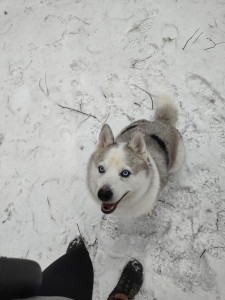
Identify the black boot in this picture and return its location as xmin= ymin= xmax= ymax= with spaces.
xmin=107 ymin=259 xmax=143 ymax=300
xmin=66 ymin=235 xmax=86 ymax=253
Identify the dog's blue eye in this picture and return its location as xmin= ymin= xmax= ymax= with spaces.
xmin=121 ymin=170 xmax=131 ymax=178
xmin=98 ymin=165 xmax=105 ymax=173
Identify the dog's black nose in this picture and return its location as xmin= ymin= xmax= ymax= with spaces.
xmin=98 ymin=185 xmax=113 ymax=202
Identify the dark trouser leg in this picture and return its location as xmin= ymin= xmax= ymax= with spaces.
xmin=36 ymin=245 xmax=93 ymax=300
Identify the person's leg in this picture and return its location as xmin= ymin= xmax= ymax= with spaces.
xmin=36 ymin=237 xmax=93 ymax=300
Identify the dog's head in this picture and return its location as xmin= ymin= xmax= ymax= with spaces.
xmin=87 ymin=124 xmax=151 ymax=215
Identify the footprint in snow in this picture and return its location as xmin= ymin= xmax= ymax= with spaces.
xmin=161 ymin=24 xmax=178 ymax=52
xmin=186 ymin=74 xmax=225 ymax=144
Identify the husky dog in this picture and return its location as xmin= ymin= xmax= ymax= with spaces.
xmin=87 ymin=94 xmax=185 ymax=217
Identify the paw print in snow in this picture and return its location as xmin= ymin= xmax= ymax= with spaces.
xmin=2 ymin=203 xmax=15 ymax=224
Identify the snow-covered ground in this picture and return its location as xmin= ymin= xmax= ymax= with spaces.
xmin=0 ymin=0 xmax=225 ymax=299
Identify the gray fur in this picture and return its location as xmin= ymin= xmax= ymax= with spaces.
xmin=154 ymin=93 xmax=178 ymax=126
xmin=116 ymin=119 xmax=182 ymax=188
xmin=90 ymin=143 xmax=119 ymax=167
xmin=123 ymin=144 xmax=149 ymax=175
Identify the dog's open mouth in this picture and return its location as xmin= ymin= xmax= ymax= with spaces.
xmin=101 ymin=191 xmax=129 ymax=214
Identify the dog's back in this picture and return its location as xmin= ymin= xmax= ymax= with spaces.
xmin=116 ymin=94 xmax=184 ymax=187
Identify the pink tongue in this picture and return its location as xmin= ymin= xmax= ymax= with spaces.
xmin=101 ymin=203 xmax=116 ymax=213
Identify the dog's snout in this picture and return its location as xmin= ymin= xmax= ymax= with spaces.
xmin=98 ymin=185 xmax=113 ymax=202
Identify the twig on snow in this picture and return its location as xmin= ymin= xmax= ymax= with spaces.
xmin=57 ymin=103 xmax=100 ymax=121
xmin=39 ymin=72 xmax=49 ymax=96
xmin=73 ymin=15 xmax=90 ymax=26
xmin=212 ymin=116 xmax=221 ymax=123
xmin=158 ymin=199 xmax=175 ymax=208
xmin=131 ymin=84 xmax=154 ymax=109
xmin=193 ymin=224 xmax=203 ymax=238
xmin=131 ymin=54 xmax=153 ymax=68
xmin=192 ymin=32 xmax=203 ymax=44
xmin=46 ymin=197 xmax=56 ymax=222
xmin=200 ymin=246 xmax=225 ymax=258
xmin=44 ymin=73 xmax=49 ymax=96
xmin=102 ymin=113 xmax=110 ymax=125
xmin=77 ymin=223 xmax=85 ymax=243
xmin=47 ymin=197 xmax=51 ymax=208
xmin=200 ymin=249 xmax=206 ymax=258
xmin=88 ymin=238 xmax=98 ymax=247
xmin=101 ymin=89 xmax=107 ymax=98
xmin=80 ymin=115 xmax=91 ymax=123
xmin=24 ymin=60 xmax=33 ymax=71
xmin=204 ymin=37 xmax=225 ymax=50
xmin=25 ymin=249 xmax=29 ymax=258
xmin=39 ymin=79 xmax=45 ymax=95
xmin=79 ymin=99 xmax=83 ymax=111
xmin=216 ymin=210 xmax=225 ymax=231
xmin=182 ymin=28 xmax=200 ymax=50
xmin=208 ymin=17 xmax=217 ymax=28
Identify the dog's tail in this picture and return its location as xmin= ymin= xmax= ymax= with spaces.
xmin=154 ymin=94 xmax=178 ymax=126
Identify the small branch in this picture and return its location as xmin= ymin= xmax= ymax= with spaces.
xmin=25 ymin=249 xmax=29 ymax=259
xmin=123 ymin=113 xmax=135 ymax=122
xmin=24 ymin=60 xmax=32 ymax=71
xmin=80 ymin=115 xmax=91 ymax=123
xmin=182 ymin=28 xmax=200 ymax=50
xmin=88 ymin=238 xmax=98 ymax=247
xmin=208 ymin=17 xmax=217 ymax=28
xmin=77 ymin=223 xmax=85 ymax=244
xmin=192 ymin=32 xmax=203 ymax=44
xmin=101 ymin=89 xmax=107 ymax=98
xmin=200 ymin=246 xmax=225 ymax=258
xmin=193 ymin=225 xmax=203 ymax=238
xmin=47 ymin=197 xmax=51 ymax=208
xmin=131 ymin=84 xmax=153 ymax=109
xmin=131 ymin=54 xmax=153 ymax=68
xmin=158 ymin=199 xmax=175 ymax=208
xmin=73 ymin=15 xmax=90 ymax=26
xmin=212 ymin=116 xmax=221 ymax=123
xmin=204 ymin=38 xmax=225 ymax=50
xmin=39 ymin=79 xmax=46 ymax=95
xmin=216 ymin=210 xmax=225 ymax=231
xmin=79 ymin=99 xmax=83 ymax=111
xmin=200 ymin=249 xmax=206 ymax=258
xmin=44 ymin=73 xmax=49 ymax=96
xmin=102 ymin=113 xmax=110 ymax=125
xmin=39 ymin=72 xmax=49 ymax=96
xmin=57 ymin=103 xmax=100 ymax=121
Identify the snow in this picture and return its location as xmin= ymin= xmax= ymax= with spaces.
xmin=0 ymin=0 xmax=225 ymax=299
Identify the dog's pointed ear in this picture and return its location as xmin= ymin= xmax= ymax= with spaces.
xmin=128 ymin=132 xmax=146 ymax=156
xmin=97 ymin=124 xmax=114 ymax=149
